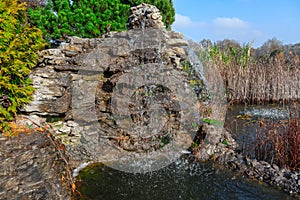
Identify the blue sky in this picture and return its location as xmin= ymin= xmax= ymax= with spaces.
xmin=172 ymin=0 xmax=300 ymax=48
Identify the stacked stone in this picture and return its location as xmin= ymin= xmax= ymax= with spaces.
xmin=20 ymin=37 xmax=103 ymax=145
xmin=24 ymin=36 xmax=101 ymax=116
xmin=195 ymin=124 xmax=238 ymax=161
xmin=127 ymin=3 xmax=165 ymax=29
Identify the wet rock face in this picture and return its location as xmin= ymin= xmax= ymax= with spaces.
xmin=69 ymin=27 xmax=210 ymax=168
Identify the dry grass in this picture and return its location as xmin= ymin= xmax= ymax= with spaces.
xmin=222 ymin=59 xmax=300 ymax=104
xmin=199 ymin=45 xmax=300 ymax=104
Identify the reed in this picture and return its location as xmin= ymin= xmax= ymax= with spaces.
xmin=254 ymin=102 xmax=300 ymax=170
xmin=225 ymin=60 xmax=300 ymax=103
xmin=199 ymin=44 xmax=300 ymax=104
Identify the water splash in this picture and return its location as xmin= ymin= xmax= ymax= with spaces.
xmin=241 ymin=107 xmax=289 ymax=119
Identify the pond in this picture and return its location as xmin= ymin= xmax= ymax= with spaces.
xmin=225 ymin=103 xmax=297 ymax=157
xmin=73 ymin=104 xmax=298 ymax=200
xmin=73 ymin=157 xmax=296 ymax=200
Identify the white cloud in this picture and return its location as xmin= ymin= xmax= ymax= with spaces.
xmin=210 ymin=17 xmax=253 ymax=40
xmin=213 ymin=17 xmax=249 ymax=29
xmin=172 ymin=13 xmax=205 ymax=29
xmin=171 ymin=14 xmax=264 ymax=47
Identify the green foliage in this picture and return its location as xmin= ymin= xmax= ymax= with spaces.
xmin=202 ymin=118 xmax=224 ymax=126
xmin=221 ymin=139 xmax=228 ymax=146
xmin=27 ymin=0 xmax=130 ymax=41
xmin=199 ymin=39 xmax=253 ymax=69
xmin=0 ymin=0 xmax=45 ymax=132
xmin=121 ymin=0 xmax=175 ymax=29
xmin=206 ymin=42 xmax=253 ymax=68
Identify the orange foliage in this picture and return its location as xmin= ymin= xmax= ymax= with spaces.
xmin=3 ymin=121 xmax=46 ymax=137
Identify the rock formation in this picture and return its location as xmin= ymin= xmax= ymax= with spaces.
xmin=0 ymin=3 xmax=232 ymax=197
xmin=0 ymin=132 xmax=70 ymax=199
xmin=21 ymin=3 xmax=223 ymax=172
xmin=127 ymin=3 xmax=165 ymax=29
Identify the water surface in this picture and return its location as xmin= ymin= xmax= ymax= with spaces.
xmin=74 ymin=157 xmax=295 ymax=200
xmin=73 ymin=104 xmax=299 ymax=200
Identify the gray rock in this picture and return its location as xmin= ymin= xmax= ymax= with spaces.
xmin=167 ymin=39 xmax=189 ymax=47
xmin=127 ymin=3 xmax=165 ymax=30
xmin=0 ymin=133 xmax=70 ymax=199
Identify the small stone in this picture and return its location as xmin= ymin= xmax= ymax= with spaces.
xmin=54 ymin=65 xmax=80 ymax=71
xmin=68 ymin=36 xmax=88 ymax=45
xmin=171 ymin=47 xmax=186 ymax=57
xmin=69 ymin=138 xmax=79 ymax=143
xmin=167 ymin=31 xmax=184 ymax=39
xmin=58 ymin=125 xmax=71 ymax=134
xmin=67 ymin=121 xmax=77 ymax=127
xmin=63 ymin=50 xmax=78 ymax=57
xmin=274 ymin=176 xmax=282 ymax=184
xmin=272 ymin=164 xmax=279 ymax=171
xmin=167 ymin=39 xmax=189 ymax=47
xmin=260 ymin=161 xmax=271 ymax=168
xmin=291 ymin=173 xmax=297 ymax=180
xmin=43 ymin=49 xmax=62 ymax=56
xmin=151 ymin=13 xmax=160 ymax=20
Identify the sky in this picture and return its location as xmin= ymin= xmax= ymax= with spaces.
xmin=172 ymin=0 xmax=300 ymax=48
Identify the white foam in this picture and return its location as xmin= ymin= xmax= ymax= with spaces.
xmin=181 ymin=150 xmax=191 ymax=154
xmin=73 ymin=162 xmax=90 ymax=177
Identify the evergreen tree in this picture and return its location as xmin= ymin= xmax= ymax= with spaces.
xmin=0 ymin=0 xmax=45 ymax=132
xmin=27 ymin=0 xmax=130 ymax=41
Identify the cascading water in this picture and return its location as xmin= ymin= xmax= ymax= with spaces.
xmin=241 ymin=106 xmax=290 ymax=119
xmin=72 ymin=3 xmax=205 ymax=173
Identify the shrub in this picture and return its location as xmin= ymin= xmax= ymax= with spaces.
xmin=27 ymin=0 xmax=130 ymax=41
xmin=0 ymin=0 xmax=45 ymax=133
xmin=19 ymin=0 xmax=47 ymax=9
